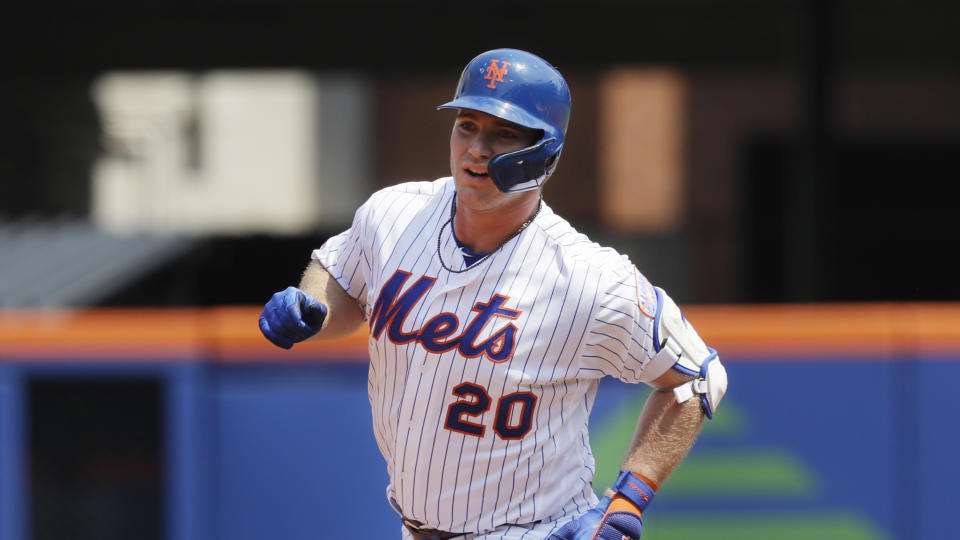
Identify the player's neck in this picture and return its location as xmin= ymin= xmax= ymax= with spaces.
xmin=453 ymin=194 xmax=541 ymax=254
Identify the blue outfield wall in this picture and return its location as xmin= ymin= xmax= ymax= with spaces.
xmin=0 ymin=365 xmax=25 ymax=540
xmin=213 ymin=355 xmax=960 ymax=540
xmin=213 ymin=365 xmax=394 ymax=540
xmin=2 ymin=354 xmax=957 ymax=540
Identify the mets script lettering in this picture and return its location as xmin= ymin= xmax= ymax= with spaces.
xmin=371 ymin=270 xmax=520 ymax=362
xmin=484 ymin=59 xmax=510 ymax=89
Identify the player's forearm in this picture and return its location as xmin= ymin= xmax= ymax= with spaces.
xmin=298 ymin=260 xmax=365 ymax=339
xmin=620 ymin=382 xmax=705 ymax=486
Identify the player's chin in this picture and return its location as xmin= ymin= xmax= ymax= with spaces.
xmin=454 ymin=179 xmax=503 ymax=208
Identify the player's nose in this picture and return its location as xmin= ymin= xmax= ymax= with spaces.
xmin=467 ymin=132 xmax=493 ymax=160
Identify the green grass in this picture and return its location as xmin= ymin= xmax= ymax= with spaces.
xmin=661 ymin=450 xmax=819 ymax=497
xmin=643 ymin=513 xmax=891 ymax=540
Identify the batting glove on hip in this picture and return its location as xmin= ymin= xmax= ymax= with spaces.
xmin=548 ymin=470 xmax=657 ymax=540
xmin=259 ymin=286 xmax=327 ymax=349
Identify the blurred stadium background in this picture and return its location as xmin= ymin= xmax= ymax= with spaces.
xmin=1 ymin=1 xmax=958 ymax=539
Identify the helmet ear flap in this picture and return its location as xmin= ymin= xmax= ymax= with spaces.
xmin=489 ymin=138 xmax=561 ymax=193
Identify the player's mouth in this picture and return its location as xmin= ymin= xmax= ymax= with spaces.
xmin=464 ymin=166 xmax=489 ymax=178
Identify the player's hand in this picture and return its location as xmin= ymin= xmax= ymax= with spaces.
xmin=259 ymin=286 xmax=328 ymax=349
xmin=548 ymin=496 xmax=642 ymax=540
xmin=548 ymin=470 xmax=655 ymax=540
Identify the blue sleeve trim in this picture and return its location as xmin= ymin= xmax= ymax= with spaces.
xmin=671 ymin=364 xmax=699 ymax=377
xmin=652 ymin=288 xmax=664 ymax=353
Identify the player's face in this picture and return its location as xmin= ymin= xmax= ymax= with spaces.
xmin=449 ymin=110 xmax=541 ymax=212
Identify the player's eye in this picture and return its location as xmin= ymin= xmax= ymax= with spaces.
xmin=457 ymin=120 xmax=477 ymax=133
xmin=498 ymin=129 xmax=519 ymax=140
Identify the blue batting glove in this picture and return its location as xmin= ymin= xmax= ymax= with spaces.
xmin=259 ymin=286 xmax=328 ymax=349
xmin=549 ymin=470 xmax=656 ymax=540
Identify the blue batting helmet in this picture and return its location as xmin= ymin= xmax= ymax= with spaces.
xmin=438 ymin=49 xmax=571 ymax=193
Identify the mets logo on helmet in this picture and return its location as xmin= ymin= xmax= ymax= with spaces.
xmin=484 ymin=59 xmax=510 ymax=89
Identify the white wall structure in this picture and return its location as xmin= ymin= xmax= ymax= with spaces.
xmin=91 ymin=70 xmax=371 ymax=235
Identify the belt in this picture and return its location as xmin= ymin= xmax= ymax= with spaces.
xmin=402 ymin=517 xmax=465 ymax=540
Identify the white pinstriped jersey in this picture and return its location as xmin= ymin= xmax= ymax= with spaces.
xmin=312 ymin=178 xmax=662 ymax=538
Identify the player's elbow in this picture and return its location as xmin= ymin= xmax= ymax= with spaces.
xmin=647 ymin=368 xmax=695 ymax=391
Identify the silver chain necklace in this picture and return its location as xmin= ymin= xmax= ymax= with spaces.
xmin=436 ymin=194 xmax=543 ymax=274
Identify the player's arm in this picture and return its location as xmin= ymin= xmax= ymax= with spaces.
xmin=550 ymin=371 xmax=705 ymax=540
xmin=620 ymin=368 xmax=704 ymax=486
xmin=551 ymin=371 xmax=702 ymax=540
xmin=296 ymin=260 xmax=364 ymax=339
xmin=622 ymin=285 xmax=728 ymax=481
xmin=551 ymin=287 xmax=727 ymax=540
xmin=609 ymin=286 xmax=728 ymax=519
xmin=259 ymin=260 xmax=364 ymax=348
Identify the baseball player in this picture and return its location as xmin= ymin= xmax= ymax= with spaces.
xmin=259 ymin=49 xmax=727 ymax=540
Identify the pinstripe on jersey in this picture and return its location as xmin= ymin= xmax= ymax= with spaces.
xmin=313 ymin=177 xmax=659 ymax=538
